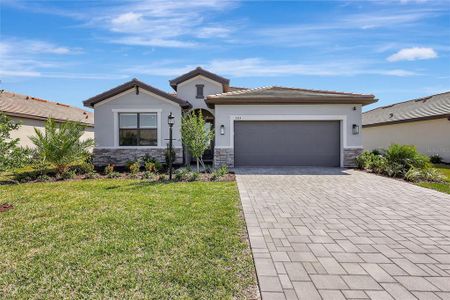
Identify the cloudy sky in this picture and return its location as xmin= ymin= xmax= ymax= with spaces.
xmin=1 ymin=0 xmax=449 ymax=110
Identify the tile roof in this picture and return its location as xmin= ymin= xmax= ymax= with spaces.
xmin=206 ymin=86 xmax=376 ymax=106
xmin=169 ymin=67 xmax=230 ymax=90
xmin=227 ymin=86 xmax=248 ymax=92
xmin=0 ymin=90 xmax=93 ymax=126
xmin=83 ymin=78 xmax=191 ymax=109
xmin=363 ymin=91 xmax=450 ymax=127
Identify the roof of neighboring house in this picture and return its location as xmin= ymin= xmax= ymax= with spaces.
xmin=83 ymin=78 xmax=191 ymax=109
xmin=227 ymin=86 xmax=248 ymax=92
xmin=205 ymin=86 xmax=377 ymax=107
xmin=0 ymin=90 xmax=94 ymax=126
xmin=169 ymin=67 xmax=230 ymax=91
xmin=363 ymin=91 xmax=450 ymax=127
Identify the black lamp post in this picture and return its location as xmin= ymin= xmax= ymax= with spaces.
xmin=168 ymin=112 xmax=175 ymax=180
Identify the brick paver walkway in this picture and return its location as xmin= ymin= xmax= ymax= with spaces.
xmin=236 ymin=167 xmax=450 ymax=300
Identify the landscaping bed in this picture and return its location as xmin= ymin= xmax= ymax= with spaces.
xmin=356 ymin=145 xmax=449 ymax=195
xmin=0 ymin=179 xmax=257 ymax=299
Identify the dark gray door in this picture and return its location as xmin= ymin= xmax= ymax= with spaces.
xmin=234 ymin=121 xmax=340 ymax=167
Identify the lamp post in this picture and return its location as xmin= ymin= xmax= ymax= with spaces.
xmin=168 ymin=112 xmax=175 ymax=180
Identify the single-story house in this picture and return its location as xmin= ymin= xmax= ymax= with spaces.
xmin=83 ymin=67 xmax=376 ymax=168
xmin=363 ymin=91 xmax=450 ymax=163
xmin=0 ymin=90 xmax=94 ymax=148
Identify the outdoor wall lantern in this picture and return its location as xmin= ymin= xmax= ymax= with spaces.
xmin=168 ymin=112 xmax=175 ymax=180
xmin=352 ymin=124 xmax=360 ymax=135
xmin=220 ymin=124 xmax=225 ymax=135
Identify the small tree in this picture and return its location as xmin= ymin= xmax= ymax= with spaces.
xmin=0 ymin=113 xmax=29 ymax=171
xmin=30 ymin=118 xmax=94 ymax=174
xmin=181 ymin=111 xmax=214 ymax=172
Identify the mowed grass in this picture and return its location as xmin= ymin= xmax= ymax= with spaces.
xmin=418 ymin=164 xmax=450 ymax=194
xmin=0 ymin=179 xmax=256 ymax=299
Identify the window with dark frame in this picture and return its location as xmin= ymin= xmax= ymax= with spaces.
xmin=119 ymin=112 xmax=157 ymax=146
xmin=196 ymin=84 xmax=204 ymax=99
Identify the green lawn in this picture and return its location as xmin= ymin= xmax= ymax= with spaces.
xmin=0 ymin=179 xmax=257 ymax=299
xmin=418 ymin=164 xmax=450 ymax=194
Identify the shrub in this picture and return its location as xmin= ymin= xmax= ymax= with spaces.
xmin=144 ymin=161 xmax=157 ymax=173
xmin=142 ymin=171 xmax=157 ymax=181
xmin=107 ymin=171 xmax=120 ymax=178
xmin=142 ymin=155 xmax=162 ymax=172
xmin=384 ymin=144 xmax=430 ymax=176
xmin=59 ymin=169 xmax=76 ymax=180
xmin=104 ymin=164 xmax=115 ymax=175
xmin=128 ymin=161 xmax=140 ymax=175
xmin=174 ymin=168 xmax=190 ymax=181
xmin=158 ymin=173 xmax=167 ymax=181
xmin=355 ymin=151 xmax=374 ymax=169
xmin=72 ymin=162 xmax=95 ymax=175
xmin=83 ymin=172 xmax=98 ymax=179
xmin=430 ymin=154 xmax=443 ymax=164
xmin=0 ymin=113 xmax=33 ymax=171
xmin=405 ymin=167 xmax=445 ymax=183
xmin=189 ymin=171 xmax=200 ymax=181
xmin=211 ymin=165 xmax=229 ymax=181
xmin=30 ymin=118 xmax=94 ymax=174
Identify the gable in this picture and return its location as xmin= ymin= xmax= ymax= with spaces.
xmin=169 ymin=67 xmax=229 ymax=91
xmin=83 ymin=78 xmax=191 ymax=109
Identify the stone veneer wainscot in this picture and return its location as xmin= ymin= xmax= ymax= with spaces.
xmin=93 ymin=148 xmax=183 ymax=167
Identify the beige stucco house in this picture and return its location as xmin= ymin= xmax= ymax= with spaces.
xmin=83 ymin=67 xmax=376 ymax=168
xmin=363 ymin=91 xmax=450 ymax=162
xmin=0 ymin=90 xmax=94 ymax=148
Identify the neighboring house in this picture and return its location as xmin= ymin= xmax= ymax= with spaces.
xmin=363 ymin=91 xmax=450 ymax=163
xmin=0 ymin=90 xmax=94 ymax=148
xmin=83 ymin=67 xmax=376 ymax=168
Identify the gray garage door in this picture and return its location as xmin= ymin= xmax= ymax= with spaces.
xmin=234 ymin=121 xmax=340 ymax=167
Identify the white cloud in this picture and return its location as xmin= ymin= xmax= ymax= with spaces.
xmin=111 ymin=12 xmax=143 ymax=26
xmin=0 ymin=39 xmax=81 ymax=55
xmin=111 ymin=37 xmax=198 ymax=48
xmin=196 ymin=26 xmax=232 ymax=38
xmin=92 ymin=0 xmax=237 ymax=48
xmin=387 ymin=47 xmax=438 ymax=61
xmin=124 ymin=58 xmax=418 ymax=78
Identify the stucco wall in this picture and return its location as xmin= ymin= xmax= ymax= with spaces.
xmin=214 ymin=104 xmax=363 ymax=148
xmin=93 ymin=88 xmax=183 ymax=148
xmin=9 ymin=116 xmax=94 ymax=148
xmin=363 ymin=118 xmax=450 ymax=162
xmin=175 ymin=75 xmax=222 ymax=113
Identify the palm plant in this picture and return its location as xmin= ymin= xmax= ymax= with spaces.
xmin=30 ymin=119 xmax=94 ymax=174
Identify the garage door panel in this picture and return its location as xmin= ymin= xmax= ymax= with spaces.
xmin=234 ymin=121 xmax=340 ymax=167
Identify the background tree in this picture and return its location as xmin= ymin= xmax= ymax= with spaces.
xmin=181 ymin=111 xmax=214 ymax=172
xmin=0 ymin=113 xmax=31 ymax=171
xmin=30 ymin=118 xmax=94 ymax=174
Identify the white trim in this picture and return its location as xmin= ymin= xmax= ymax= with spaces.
xmin=228 ymin=114 xmax=348 ymax=167
xmin=344 ymin=145 xmax=364 ymax=149
xmin=95 ymin=88 xmax=181 ymax=108
xmin=113 ymin=109 xmax=162 ymax=147
xmin=177 ymin=75 xmax=223 ymax=89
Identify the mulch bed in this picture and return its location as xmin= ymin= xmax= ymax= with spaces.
xmin=0 ymin=203 xmax=13 ymax=213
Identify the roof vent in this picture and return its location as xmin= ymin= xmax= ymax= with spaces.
xmin=389 ymin=113 xmax=394 ymax=118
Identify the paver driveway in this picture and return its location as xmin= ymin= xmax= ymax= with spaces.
xmin=236 ymin=167 xmax=450 ymax=300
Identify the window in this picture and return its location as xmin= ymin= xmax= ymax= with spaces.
xmin=196 ymin=84 xmax=204 ymax=99
xmin=119 ymin=113 xmax=158 ymax=146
